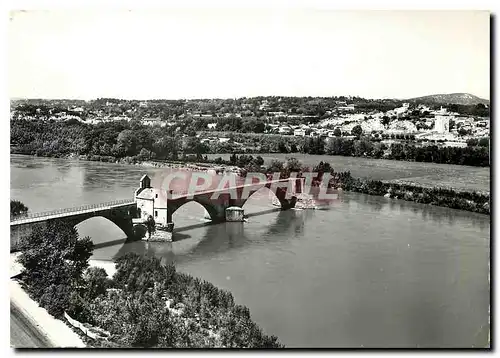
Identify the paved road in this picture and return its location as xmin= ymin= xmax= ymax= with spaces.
xmin=10 ymin=301 xmax=51 ymax=348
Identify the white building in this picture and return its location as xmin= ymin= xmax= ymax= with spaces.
xmin=294 ymin=129 xmax=306 ymax=137
xmin=141 ymin=117 xmax=163 ymax=126
xmin=135 ymin=175 xmax=169 ymax=227
xmin=337 ymin=105 xmax=355 ymax=111
xmin=434 ymin=115 xmax=450 ymax=134
xmin=278 ymin=126 xmax=292 ymax=135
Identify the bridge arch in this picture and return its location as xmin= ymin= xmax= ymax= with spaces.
xmin=71 ymin=213 xmax=135 ymax=244
xmin=168 ymin=198 xmax=222 ymax=222
xmin=243 ymin=185 xmax=291 ymax=209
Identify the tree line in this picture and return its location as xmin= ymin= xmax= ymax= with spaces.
xmin=14 ymin=96 xmax=489 ymax=121
xmin=12 ymin=96 xmax=405 ymax=120
xmin=11 ymin=119 xmax=489 ymax=167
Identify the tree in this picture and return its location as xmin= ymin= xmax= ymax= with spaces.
xmin=333 ymin=128 xmax=342 ymax=137
xmin=278 ymin=141 xmax=288 ymax=153
xmin=11 ymin=200 xmax=28 ymax=217
xmin=254 ymin=156 xmax=265 ymax=167
xmin=304 ymin=137 xmax=325 ymax=155
xmin=458 ymin=127 xmax=471 ymax=136
xmin=478 ymin=137 xmax=489 ymax=148
xmin=266 ymin=160 xmax=284 ymax=175
xmin=353 ymin=139 xmax=374 ymax=157
xmin=467 ymin=138 xmax=479 ymax=147
xmin=326 ymin=137 xmax=353 ymax=156
xmin=372 ymin=142 xmax=385 ymax=158
xmin=193 ymin=141 xmax=209 ymax=160
xmin=117 ymin=129 xmax=138 ymax=156
xmin=282 ymin=158 xmax=303 ymax=178
xmin=37 ymin=283 xmax=74 ymax=318
xmin=18 ymin=221 xmax=93 ymax=303
xmin=145 ymin=215 xmax=156 ymax=239
xmin=351 ymin=125 xmax=363 ymax=138
xmin=136 ymin=148 xmax=153 ymax=161
xmin=83 ymin=267 xmax=110 ymax=301
xmin=229 ymin=153 xmax=238 ymax=164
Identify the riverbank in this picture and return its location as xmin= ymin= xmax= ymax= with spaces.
xmin=11 ymin=248 xmax=284 ymax=348
xmin=11 ymin=150 xmax=242 ymax=173
xmin=343 ymin=177 xmax=490 ymax=215
xmin=10 ymin=280 xmax=86 ymax=348
xmin=10 ymin=252 xmax=86 ymax=348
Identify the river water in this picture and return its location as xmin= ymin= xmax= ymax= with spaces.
xmin=10 ymin=154 xmax=490 ymax=348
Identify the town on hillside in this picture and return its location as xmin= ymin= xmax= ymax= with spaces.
xmin=10 ymin=95 xmax=490 ymax=153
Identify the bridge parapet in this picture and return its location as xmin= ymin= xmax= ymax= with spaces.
xmin=10 ymin=199 xmax=135 ymax=224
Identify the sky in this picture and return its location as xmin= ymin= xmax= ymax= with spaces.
xmin=8 ymin=9 xmax=490 ymax=100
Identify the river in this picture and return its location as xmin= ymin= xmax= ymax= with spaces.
xmin=10 ymin=154 xmax=490 ymax=348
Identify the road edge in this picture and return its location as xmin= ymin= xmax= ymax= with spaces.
xmin=10 ymin=280 xmax=86 ymax=348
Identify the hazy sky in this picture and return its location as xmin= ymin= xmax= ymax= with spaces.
xmin=8 ymin=9 xmax=490 ymax=100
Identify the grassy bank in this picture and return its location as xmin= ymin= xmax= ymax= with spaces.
xmin=342 ymin=176 xmax=489 ymax=215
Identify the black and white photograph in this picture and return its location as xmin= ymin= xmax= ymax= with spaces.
xmin=7 ymin=3 xmax=491 ymax=350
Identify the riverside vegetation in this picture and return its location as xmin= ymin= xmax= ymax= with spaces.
xmin=225 ymin=156 xmax=490 ymax=215
xmin=11 ymin=200 xmax=28 ymax=218
xmin=11 ymin=118 xmax=489 ymax=167
xmin=15 ymin=220 xmax=284 ymax=348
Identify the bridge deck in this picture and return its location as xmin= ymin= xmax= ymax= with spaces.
xmin=10 ymin=199 xmax=135 ymax=225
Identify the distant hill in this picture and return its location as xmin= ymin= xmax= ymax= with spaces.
xmin=406 ymin=93 xmax=489 ymax=106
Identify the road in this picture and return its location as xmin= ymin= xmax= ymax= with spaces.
xmin=10 ymin=301 xmax=52 ymax=348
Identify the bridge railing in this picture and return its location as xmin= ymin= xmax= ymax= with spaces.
xmin=10 ymin=199 xmax=135 ymax=223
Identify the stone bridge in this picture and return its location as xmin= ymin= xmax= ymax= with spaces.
xmin=163 ymin=178 xmax=299 ymax=224
xmin=10 ymin=199 xmax=137 ymax=249
xmin=10 ymin=176 xmax=300 ymax=247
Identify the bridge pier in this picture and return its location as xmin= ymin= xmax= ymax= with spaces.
xmin=143 ymin=222 xmax=174 ymax=242
xmin=112 ymin=217 xmax=136 ymax=242
xmin=225 ymin=207 xmax=245 ymax=222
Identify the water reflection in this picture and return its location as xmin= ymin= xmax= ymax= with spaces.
xmin=108 ymin=207 xmax=315 ymax=265
xmin=180 ymin=210 xmax=312 ymax=259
